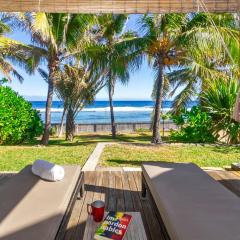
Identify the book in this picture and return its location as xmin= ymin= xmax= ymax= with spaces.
xmin=94 ymin=211 xmax=132 ymax=240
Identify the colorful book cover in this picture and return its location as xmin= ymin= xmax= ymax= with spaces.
xmin=94 ymin=211 xmax=132 ymax=240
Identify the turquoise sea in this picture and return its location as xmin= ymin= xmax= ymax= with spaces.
xmin=31 ymin=100 xmax=198 ymax=124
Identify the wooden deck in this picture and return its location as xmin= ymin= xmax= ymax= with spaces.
xmin=1 ymin=169 xmax=240 ymax=239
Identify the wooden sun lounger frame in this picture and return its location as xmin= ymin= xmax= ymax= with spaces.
xmin=141 ymin=173 xmax=171 ymax=240
xmin=55 ymin=172 xmax=84 ymax=240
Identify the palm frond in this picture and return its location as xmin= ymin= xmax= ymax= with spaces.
xmin=30 ymin=12 xmax=55 ymax=48
xmin=171 ymin=81 xmax=197 ymax=114
xmin=38 ymin=68 xmax=49 ymax=83
xmin=0 ymin=57 xmax=23 ymax=82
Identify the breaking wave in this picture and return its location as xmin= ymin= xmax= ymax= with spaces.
xmin=37 ymin=106 xmax=155 ymax=113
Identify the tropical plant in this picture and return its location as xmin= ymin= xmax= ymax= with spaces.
xmin=54 ymin=64 xmax=104 ymax=141
xmin=166 ymin=13 xmax=240 ymax=114
xmin=86 ymin=14 xmax=142 ymax=138
xmin=18 ymin=13 xmax=96 ymax=144
xmin=144 ymin=13 xmax=239 ymax=143
xmin=0 ymin=86 xmax=43 ymax=144
xmin=201 ymin=77 xmax=240 ymax=144
xmin=170 ymin=106 xmax=216 ymax=143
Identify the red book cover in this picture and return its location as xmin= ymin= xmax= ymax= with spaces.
xmin=94 ymin=212 xmax=132 ymax=240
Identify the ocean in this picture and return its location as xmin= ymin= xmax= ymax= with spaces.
xmin=31 ymin=100 xmax=198 ymax=124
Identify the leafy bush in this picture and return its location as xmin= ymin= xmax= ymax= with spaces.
xmin=201 ymin=77 xmax=240 ymax=144
xmin=170 ymin=106 xmax=216 ymax=143
xmin=0 ymin=86 xmax=43 ymax=144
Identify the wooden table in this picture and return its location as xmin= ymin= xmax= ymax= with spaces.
xmin=83 ymin=212 xmax=147 ymax=240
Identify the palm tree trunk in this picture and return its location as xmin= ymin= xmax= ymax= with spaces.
xmin=58 ymin=107 xmax=67 ymax=137
xmin=152 ymin=59 xmax=164 ymax=144
xmin=162 ymin=118 xmax=165 ymax=137
xmin=41 ymin=77 xmax=53 ymax=145
xmin=66 ymin=108 xmax=75 ymax=141
xmin=108 ymin=77 xmax=116 ymax=138
xmin=41 ymin=58 xmax=58 ymax=145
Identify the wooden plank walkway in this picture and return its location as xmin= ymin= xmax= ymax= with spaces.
xmin=1 ymin=169 xmax=240 ymax=240
xmin=64 ymin=169 xmax=240 ymax=240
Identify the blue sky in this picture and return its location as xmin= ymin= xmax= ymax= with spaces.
xmin=5 ymin=14 xmax=156 ymax=101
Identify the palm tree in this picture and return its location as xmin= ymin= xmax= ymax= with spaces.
xmin=87 ymin=14 xmax=142 ymax=138
xmin=141 ymin=13 xmax=239 ymax=143
xmin=166 ymin=13 xmax=239 ymax=114
xmin=139 ymin=14 xmax=187 ymax=143
xmin=19 ymin=13 xmax=95 ymax=144
xmin=0 ymin=16 xmax=37 ymax=82
xmin=54 ymin=64 xmax=104 ymax=141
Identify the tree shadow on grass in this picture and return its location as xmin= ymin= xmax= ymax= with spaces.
xmin=116 ymin=133 xmax=151 ymax=142
xmin=116 ymin=133 xmax=170 ymax=143
xmin=1 ymin=132 xmax=170 ymax=147
xmin=47 ymin=139 xmax=92 ymax=147
xmin=49 ymin=133 xmax=154 ymax=146
xmin=103 ymin=159 xmax=143 ymax=167
xmin=211 ymin=146 xmax=240 ymax=154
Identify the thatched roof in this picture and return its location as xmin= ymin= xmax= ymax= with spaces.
xmin=1 ymin=0 xmax=239 ymax=13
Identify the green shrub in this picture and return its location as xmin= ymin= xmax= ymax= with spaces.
xmin=0 ymin=86 xmax=43 ymax=144
xmin=201 ymin=77 xmax=240 ymax=144
xmin=170 ymin=106 xmax=216 ymax=143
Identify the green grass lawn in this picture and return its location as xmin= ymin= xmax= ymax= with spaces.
xmin=0 ymin=139 xmax=96 ymax=171
xmin=0 ymin=132 xmax=154 ymax=171
xmin=1 ymin=131 xmax=240 ymax=171
xmin=100 ymin=143 xmax=240 ymax=168
xmin=0 ymin=132 xmax=152 ymax=171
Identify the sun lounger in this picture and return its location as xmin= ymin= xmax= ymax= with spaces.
xmin=0 ymin=165 xmax=84 ymax=240
xmin=142 ymin=162 xmax=240 ymax=240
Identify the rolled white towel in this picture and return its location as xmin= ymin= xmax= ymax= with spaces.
xmin=32 ymin=160 xmax=65 ymax=181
